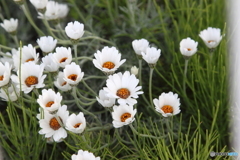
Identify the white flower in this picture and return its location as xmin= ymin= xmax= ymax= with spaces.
xmin=0 ymin=62 xmax=12 ymax=87
xmin=132 ymin=39 xmax=149 ymax=56
xmin=12 ymin=44 xmax=39 ymax=71
xmin=11 ymin=62 xmax=46 ymax=94
xmin=103 ymin=71 xmax=143 ymax=105
xmin=180 ymin=37 xmax=198 ymax=57
xmin=0 ymin=18 xmax=18 ymax=33
xmin=37 ymin=89 xmax=62 ymax=113
xmin=30 ymin=0 xmax=48 ymax=9
xmin=63 ymin=62 xmax=84 ymax=85
xmin=39 ymin=105 xmax=69 ymax=142
xmin=0 ymin=49 xmax=15 ymax=68
xmin=153 ymin=92 xmax=181 ymax=117
xmin=41 ymin=53 xmax=59 ymax=72
xmin=57 ymin=3 xmax=69 ymax=19
xmin=71 ymin=150 xmax=100 ymax=160
xmin=112 ymin=104 xmax=137 ymax=128
xmin=66 ymin=112 xmax=86 ymax=134
xmin=53 ymin=47 xmax=72 ymax=68
xmin=0 ymin=84 xmax=20 ymax=101
xmin=130 ymin=66 xmax=138 ymax=76
xmin=141 ymin=47 xmax=161 ymax=66
xmin=96 ymin=89 xmax=116 ymax=107
xmin=37 ymin=36 xmax=57 ymax=53
xmin=54 ymin=72 xmax=72 ymax=91
xmin=199 ymin=27 xmax=222 ymax=49
xmin=93 ymin=46 xmax=126 ymax=75
xmin=65 ymin=21 xmax=84 ymax=40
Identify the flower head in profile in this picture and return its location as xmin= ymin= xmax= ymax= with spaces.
xmin=65 ymin=21 xmax=84 ymax=41
xmin=0 ymin=84 xmax=20 ymax=102
xmin=41 ymin=53 xmax=59 ymax=72
xmin=0 ymin=49 xmax=15 ymax=68
xmin=132 ymin=39 xmax=149 ymax=57
xmin=103 ymin=71 xmax=143 ymax=105
xmin=93 ymin=46 xmax=126 ymax=75
xmin=180 ymin=37 xmax=198 ymax=58
xmin=112 ymin=104 xmax=137 ymax=128
xmin=141 ymin=47 xmax=161 ymax=68
xmin=53 ymin=47 xmax=72 ymax=68
xmin=63 ymin=62 xmax=84 ymax=85
xmin=153 ymin=92 xmax=181 ymax=117
xmin=11 ymin=62 xmax=46 ymax=94
xmin=66 ymin=112 xmax=86 ymax=134
xmin=96 ymin=89 xmax=116 ymax=107
xmin=0 ymin=18 xmax=18 ymax=34
xmin=0 ymin=62 xmax=12 ymax=87
xmin=37 ymin=36 xmax=57 ymax=54
xmin=199 ymin=27 xmax=222 ymax=49
xmin=71 ymin=150 xmax=100 ymax=160
xmin=54 ymin=72 xmax=72 ymax=91
xmin=130 ymin=66 xmax=138 ymax=76
xmin=39 ymin=105 xmax=69 ymax=142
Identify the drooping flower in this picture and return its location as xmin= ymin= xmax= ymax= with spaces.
xmin=0 ymin=18 xmax=18 ymax=34
xmin=93 ymin=46 xmax=126 ymax=75
xmin=39 ymin=105 xmax=69 ymax=142
xmin=63 ymin=62 xmax=84 ymax=85
xmin=141 ymin=47 xmax=161 ymax=67
xmin=153 ymin=92 xmax=181 ymax=117
xmin=37 ymin=36 xmax=57 ymax=54
xmin=130 ymin=66 xmax=138 ymax=76
xmin=11 ymin=62 xmax=46 ymax=94
xmin=54 ymin=72 xmax=72 ymax=91
xmin=30 ymin=0 xmax=48 ymax=10
xmin=103 ymin=71 xmax=143 ymax=105
xmin=0 ymin=84 xmax=20 ymax=102
xmin=132 ymin=39 xmax=149 ymax=57
xmin=199 ymin=27 xmax=222 ymax=49
xmin=41 ymin=53 xmax=59 ymax=72
xmin=66 ymin=112 xmax=86 ymax=134
xmin=0 ymin=62 xmax=12 ymax=87
xmin=37 ymin=89 xmax=62 ymax=113
xmin=112 ymin=104 xmax=137 ymax=128
xmin=71 ymin=150 xmax=100 ymax=160
xmin=65 ymin=21 xmax=84 ymax=40
xmin=96 ymin=89 xmax=116 ymax=107
xmin=180 ymin=37 xmax=198 ymax=58
xmin=53 ymin=47 xmax=72 ymax=68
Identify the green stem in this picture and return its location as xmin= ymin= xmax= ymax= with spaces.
xmin=73 ymin=44 xmax=78 ymax=63
xmin=0 ymin=45 xmax=12 ymax=50
xmin=149 ymin=68 xmax=154 ymax=107
xmin=82 ymin=80 xmax=97 ymax=96
xmin=80 ymin=36 xmax=115 ymax=46
xmin=183 ymin=59 xmax=189 ymax=95
xmin=12 ymin=35 xmax=19 ymax=47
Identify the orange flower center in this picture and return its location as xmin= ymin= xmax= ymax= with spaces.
xmin=46 ymin=101 xmax=54 ymax=107
xmin=116 ymin=88 xmax=130 ymax=99
xmin=161 ymin=105 xmax=173 ymax=113
xmin=74 ymin=123 xmax=81 ymax=128
xmin=59 ymin=57 xmax=67 ymax=63
xmin=102 ymin=61 xmax=115 ymax=69
xmin=120 ymin=113 xmax=131 ymax=122
xmin=25 ymin=76 xmax=38 ymax=87
xmin=68 ymin=74 xmax=78 ymax=81
xmin=208 ymin=40 xmax=214 ymax=43
xmin=0 ymin=75 xmax=4 ymax=81
xmin=26 ymin=58 xmax=35 ymax=62
xmin=61 ymin=81 xmax=67 ymax=86
xmin=49 ymin=117 xmax=62 ymax=130
xmin=187 ymin=48 xmax=191 ymax=51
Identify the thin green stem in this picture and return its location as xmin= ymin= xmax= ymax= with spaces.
xmin=0 ymin=45 xmax=12 ymax=50
xmin=12 ymin=35 xmax=19 ymax=47
xmin=82 ymin=80 xmax=97 ymax=96
xmin=73 ymin=44 xmax=78 ymax=63
xmin=183 ymin=59 xmax=189 ymax=95
xmin=149 ymin=68 xmax=154 ymax=108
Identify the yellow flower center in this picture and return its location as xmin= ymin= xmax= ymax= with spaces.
xmin=208 ymin=40 xmax=215 ymax=43
xmin=74 ymin=123 xmax=81 ymax=128
xmin=161 ymin=105 xmax=173 ymax=114
xmin=187 ymin=48 xmax=191 ymax=51
xmin=46 ymin=101 xmax=54 ymax=107
xmin=26 ymin=58 xmax=35 ymax=62
xmin=68 ymin=74 xmax=78 ymax=81
xmin=116 ymin=88 xmax=130 ymax=99
xmin=25 ymin=76 xmax=38 ymax=87
xmin=121 ymin=113 xmax=131 ymax=122
xmin=59 ymin=57 xmax=67 ymax=63
xmin=49 ymin=117 xmax=62 ymax=130
xmin=61 ymin=81 xmax=67 ymax=86
xmin=0 ymin=75 xmax=4 ymax=81
xmin=102 ymin=61 xmax=115 ymax=69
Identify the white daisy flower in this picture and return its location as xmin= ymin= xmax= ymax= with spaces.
xmin=0 ymin=84 xmax=20 ymax=102
xmin=39 ymin=105 xmax=69 ymax=142
xmin=12 ymin=44 xmax=39 ymax=71
xmin=66 ymin=112 xmax=86 ymax=134
xmin=54 ymin=72 xmax=72 ymax=91
xmin=0 ymin=49 xmax=15 ymax=68
xmin=30 ymin=0 xmax=48 ymax=10
xmin=199 ymin=27 xmax=222 ymax=49
xmin=130 ymin=66 xmax=138 ymax=76
xmin=65 ymin=21 xmax=84 ymax=40
xmin=37 ymin=36 xmax=57 ymax=54
xmin=153 ymin=92 xmax=181 ymax=117
xmin=63 ymin=62 xmax=84 ymax=85
xmin=96 ymin=89 xmax=116 ymax=107
xmin=11 ymin=62 xmax=46 ymax=94
xmin=141 ymin=46 xmax=161 ymax=67
xmin=112 ymin=104 xmax=137 ymax=128
xmin=41 ymin=53 xmax=59 ymax=72
xmin=180 ymin=37 xmax=198 ymax=58
xmin=103 ymin=71 xmax=143 ymax=105
xmin=37 ymin=89 xmax=62 ymax=113
xmin=93 ymin=46 xmax=126 ymax=75
xmin=132 ymin=39 xmax=149 ymax=56
xmin=71 ymin=150 xmax=100 ymax=160
xmin=0 ymin=62 xmax=12 ymax=87
xmin=0 ymin=18 xmax=18 ymax=34
xmin=53 ymin=47 xmax=72 ymax=68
